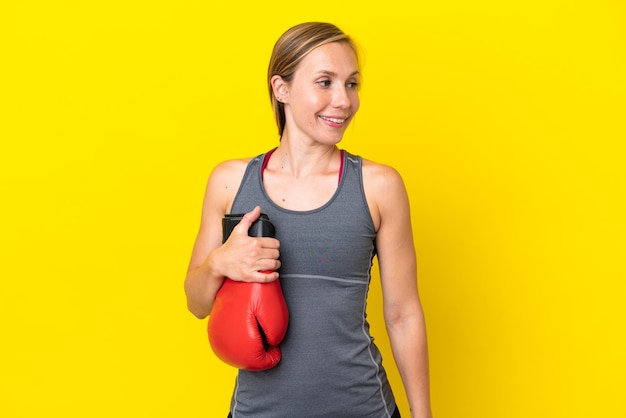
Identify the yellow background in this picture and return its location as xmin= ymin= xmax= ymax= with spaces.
xmin=1 ymin=1 xmax=624 ymax=417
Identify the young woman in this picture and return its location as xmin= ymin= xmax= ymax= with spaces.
xmin=184 ymin=22 xmax=433 ymax=418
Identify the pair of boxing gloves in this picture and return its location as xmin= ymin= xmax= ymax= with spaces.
xmin=207 ymin=212 xmax=289 ymax=371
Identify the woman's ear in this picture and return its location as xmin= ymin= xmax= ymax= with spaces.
xmin=271 ymin=75 xmax=289 ymax=103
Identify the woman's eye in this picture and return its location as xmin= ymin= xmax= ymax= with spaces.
xmin=317 ymin=80 xmax=331 ymax=87
xmin=347 ymin=82 xmax=359 ymax=89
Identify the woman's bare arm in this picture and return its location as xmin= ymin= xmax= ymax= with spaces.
xmin=184 ymin=159 xmax=280 ymax=319
xmin=365 ymin=161 xmax=433 ymax=418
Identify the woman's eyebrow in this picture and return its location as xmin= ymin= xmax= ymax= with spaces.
xmin=315 ymin=70 xmax=360 ymax=77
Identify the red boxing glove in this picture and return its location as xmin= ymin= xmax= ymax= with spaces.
xmin=207 ymin=214 xmax=289 ymax=371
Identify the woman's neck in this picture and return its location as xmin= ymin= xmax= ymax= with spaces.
xmin=271 ymin=141 xmax=341 ymax=180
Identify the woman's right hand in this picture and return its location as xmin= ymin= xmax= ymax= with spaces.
xmin=213 ymin=206 xmax=281 ymax=283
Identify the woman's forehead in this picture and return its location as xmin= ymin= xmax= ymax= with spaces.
xmin=297 ymin=42 xmax=359 ymax=75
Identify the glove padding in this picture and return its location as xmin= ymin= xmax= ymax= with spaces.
xmin=207 ymin=214 xmax=289 ymax=371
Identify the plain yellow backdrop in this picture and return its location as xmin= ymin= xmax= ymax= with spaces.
xmin=1 ymin=1 xmax=624 ymax=417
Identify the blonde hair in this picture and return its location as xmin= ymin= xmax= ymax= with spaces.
xmin=267 ymin=22 xmax=358 ymax=136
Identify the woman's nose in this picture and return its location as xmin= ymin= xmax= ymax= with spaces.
xmin=332 ymin=86 xmax=350 ymax=108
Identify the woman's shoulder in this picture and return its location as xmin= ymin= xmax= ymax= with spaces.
xmin=204 ymin=155 xmax=260 ymax=215
xmin=358 ymin=156 xmax=408 ymax=230
xmin=210 ymin=149 xmax=271 ymax=177
xmin=211 ymin=156 xmax=254 ymax=178
xmin=360 ymin=156 xmax=405 ymax=190
xmin=206 ymin=156 xmax=257 ymax=196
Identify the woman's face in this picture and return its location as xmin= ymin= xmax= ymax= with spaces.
xmin=281 ymin=42 xmax=360 ymax=145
